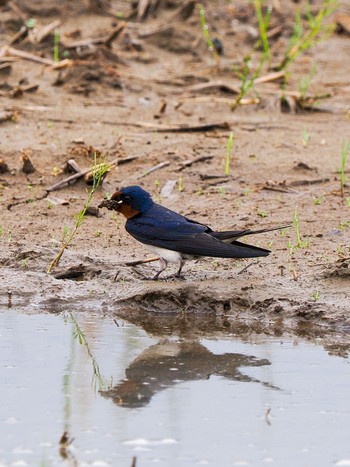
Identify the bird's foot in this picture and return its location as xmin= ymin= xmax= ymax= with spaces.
xmin=174 ymin=273 xmax=186 ymax=281
xmin=161 ymin=273 xmax=186 ymax=281
xmin=151 ymin=272 xmax=162 ymax=281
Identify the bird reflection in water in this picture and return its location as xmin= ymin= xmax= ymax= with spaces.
xmin=101 ymin=341 xmax=277 ymax=408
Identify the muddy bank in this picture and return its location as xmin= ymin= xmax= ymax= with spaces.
xmin=0 ymin=242 xmax=349 ymax=332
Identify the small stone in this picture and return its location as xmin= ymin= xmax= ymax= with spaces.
xmin=20 ymin=152 xmax=36 ymax=174
xmin=0 ymin=157 xmax=9 ymax=173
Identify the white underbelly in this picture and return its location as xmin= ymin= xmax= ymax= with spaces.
xmin=145 ymin=245 xmax=183 ymax=263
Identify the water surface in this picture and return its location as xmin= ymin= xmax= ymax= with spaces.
xmin=1 ymin=310 xmax=350 ymax=466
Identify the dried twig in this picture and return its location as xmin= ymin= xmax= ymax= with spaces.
xmin=46 ymin=157 xmax=118 ymax=192
xmin=8 ymin=26 xmax=27 ymax=45
xmin=62 ymin=22 xmax=126 ymax=49
xmin=136 ymin=161 xmax=170 ymax=179
xmin=124 ymin=257 xmax=159 ymax=267
xmin=254 ymin=71 xmax=285 ymax=84
xmin=134 ymin=121 xmax=230 ymax=132
xmin=0 ymin=83 xmax=39 ymax=98
xmin=138 ymin=0 xmax=195 ymax=36
xmin=179 ymin=155 xmax=214 ymax=169
xmin=0 ymin=46 xmax=72 ymax=68
xmin=8 ymin=0 xmax=27 ymax=22
xmin=179 ymin=96 xmax=259 ymax=106
xmin=29 ymin=19 xmax=61 ymax=44
xmin=184 ymin=80 xmax=240 ymax=95
xmin=237 ymin=261 xmax=256 ymax=275
xmin=289 ymin=178 xmax=330 ymax=187
xmin=0 ymin=111 xmax=15 ymax=124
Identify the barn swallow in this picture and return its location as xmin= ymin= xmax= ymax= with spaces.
xmin=99 ymin=185 xmax=288 ymax=280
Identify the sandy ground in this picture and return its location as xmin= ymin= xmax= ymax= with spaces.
xmin=0 ymin=0 xmax=350 ymax=345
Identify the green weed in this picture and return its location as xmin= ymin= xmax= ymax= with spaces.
xmin=302 ymin=127 xmax=309 ymax=147
xmin=232 ymin=0 xmax=272 ymax=110
xmin=218 ymin=187 xmax=226 ymax=196
xmin=25 ymin=18 xmax=36 ymax=29
xmin=232 ymin=55 xmax=263 ymax=110
xmin=293 ymin=208 xmax=309 ymax=248
xmin=275 ymin=0 xmax=337 ymax=71
xmin=53 ymin=28 xmax=60 ymax=62
xmin=254 ymin=0 xmax=272 ymax=64
xmin=198 ymin=3 xmax=219 ymax=62
xmin=298 ymin=65 xmax=317 ymax=100
xmin=47 ymin=155 xmax=111 ymax=273
xmin=313 ymin=196 xmax=323 ymax=205
xmin=339 ymin=220 xmax=350 ymax=230
xmin=178 ymin=175 xmax=183 ymax=192
xmin=340 ymin=139 xmax=350 ymax=198
xmin=225 ymin=131 xmax=234 ymax=176
xmin=20 ymin=258 xmax=29 ymax=268
xmin=312 ymin=290 xmax=319 ymax=301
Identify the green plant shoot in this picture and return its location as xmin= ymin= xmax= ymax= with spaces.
xmin=340 ymin=139 xmax=350 ymax=198
xmin=47 ymin=155 xmax=111 ymax=273
xmin=293 ymin=208 xmax=308 ymax=248
xmin=53 ymin=28 xmax=60 ymax=62
xmin=225 ymin=131 xmax=234 ymax=176
xmin=198 ymin=3 xmax=219 ymax=62
xmin=254 ymin=0 xmax=272 ymax=64
xmin=275 ymin=0 xmax=337 ymax=71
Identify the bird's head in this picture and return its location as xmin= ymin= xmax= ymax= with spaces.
xmin=98 ymin=185 xmax=154 ymax=218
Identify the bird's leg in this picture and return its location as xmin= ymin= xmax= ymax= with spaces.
xmin=152 ymin=257 xmax=168 ymax=280
xmin=175 ymin=259 xmax=185 ymax=278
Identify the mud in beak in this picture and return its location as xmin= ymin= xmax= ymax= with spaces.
xmin=98 ymin=198 xmax=123 ymax=211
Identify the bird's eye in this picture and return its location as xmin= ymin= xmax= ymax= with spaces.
xmin=124 ymin=195 xmax=132 ymax=202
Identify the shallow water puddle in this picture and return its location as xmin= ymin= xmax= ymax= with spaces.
xmin=1 ymin=310 xmax=350 ymax=467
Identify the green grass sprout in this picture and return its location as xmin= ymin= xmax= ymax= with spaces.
xmin=198 ymin=3 xmax=219 ymax=63
xmin=232 ymin=55 xmax=263 ymax=110
xmin=47 ymin=155 xmax=111 ymax=273
xmin=232 ymin=0 xmax=272 ymax=109
xmin=254 ymin=0 xmax=272 ymax=65
xmin=25 ymin=18 xmax=36 ymax=29
xmin=298 ymin=65 xmax=317 ymax=100
xmin=275 ymin=0 xmax=337 ymax=71
xmin=225 ymin=131 xmax=234 ymax=176
xmin=340 ymin=139 xmax=350 ymax=198
xmin=293 ymin=208 xmax=309 ymax=248
xmin=53 ymin=28 xmax=60 ymax=62
xmin=302 ymin=127 xmax=309 ymax=147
